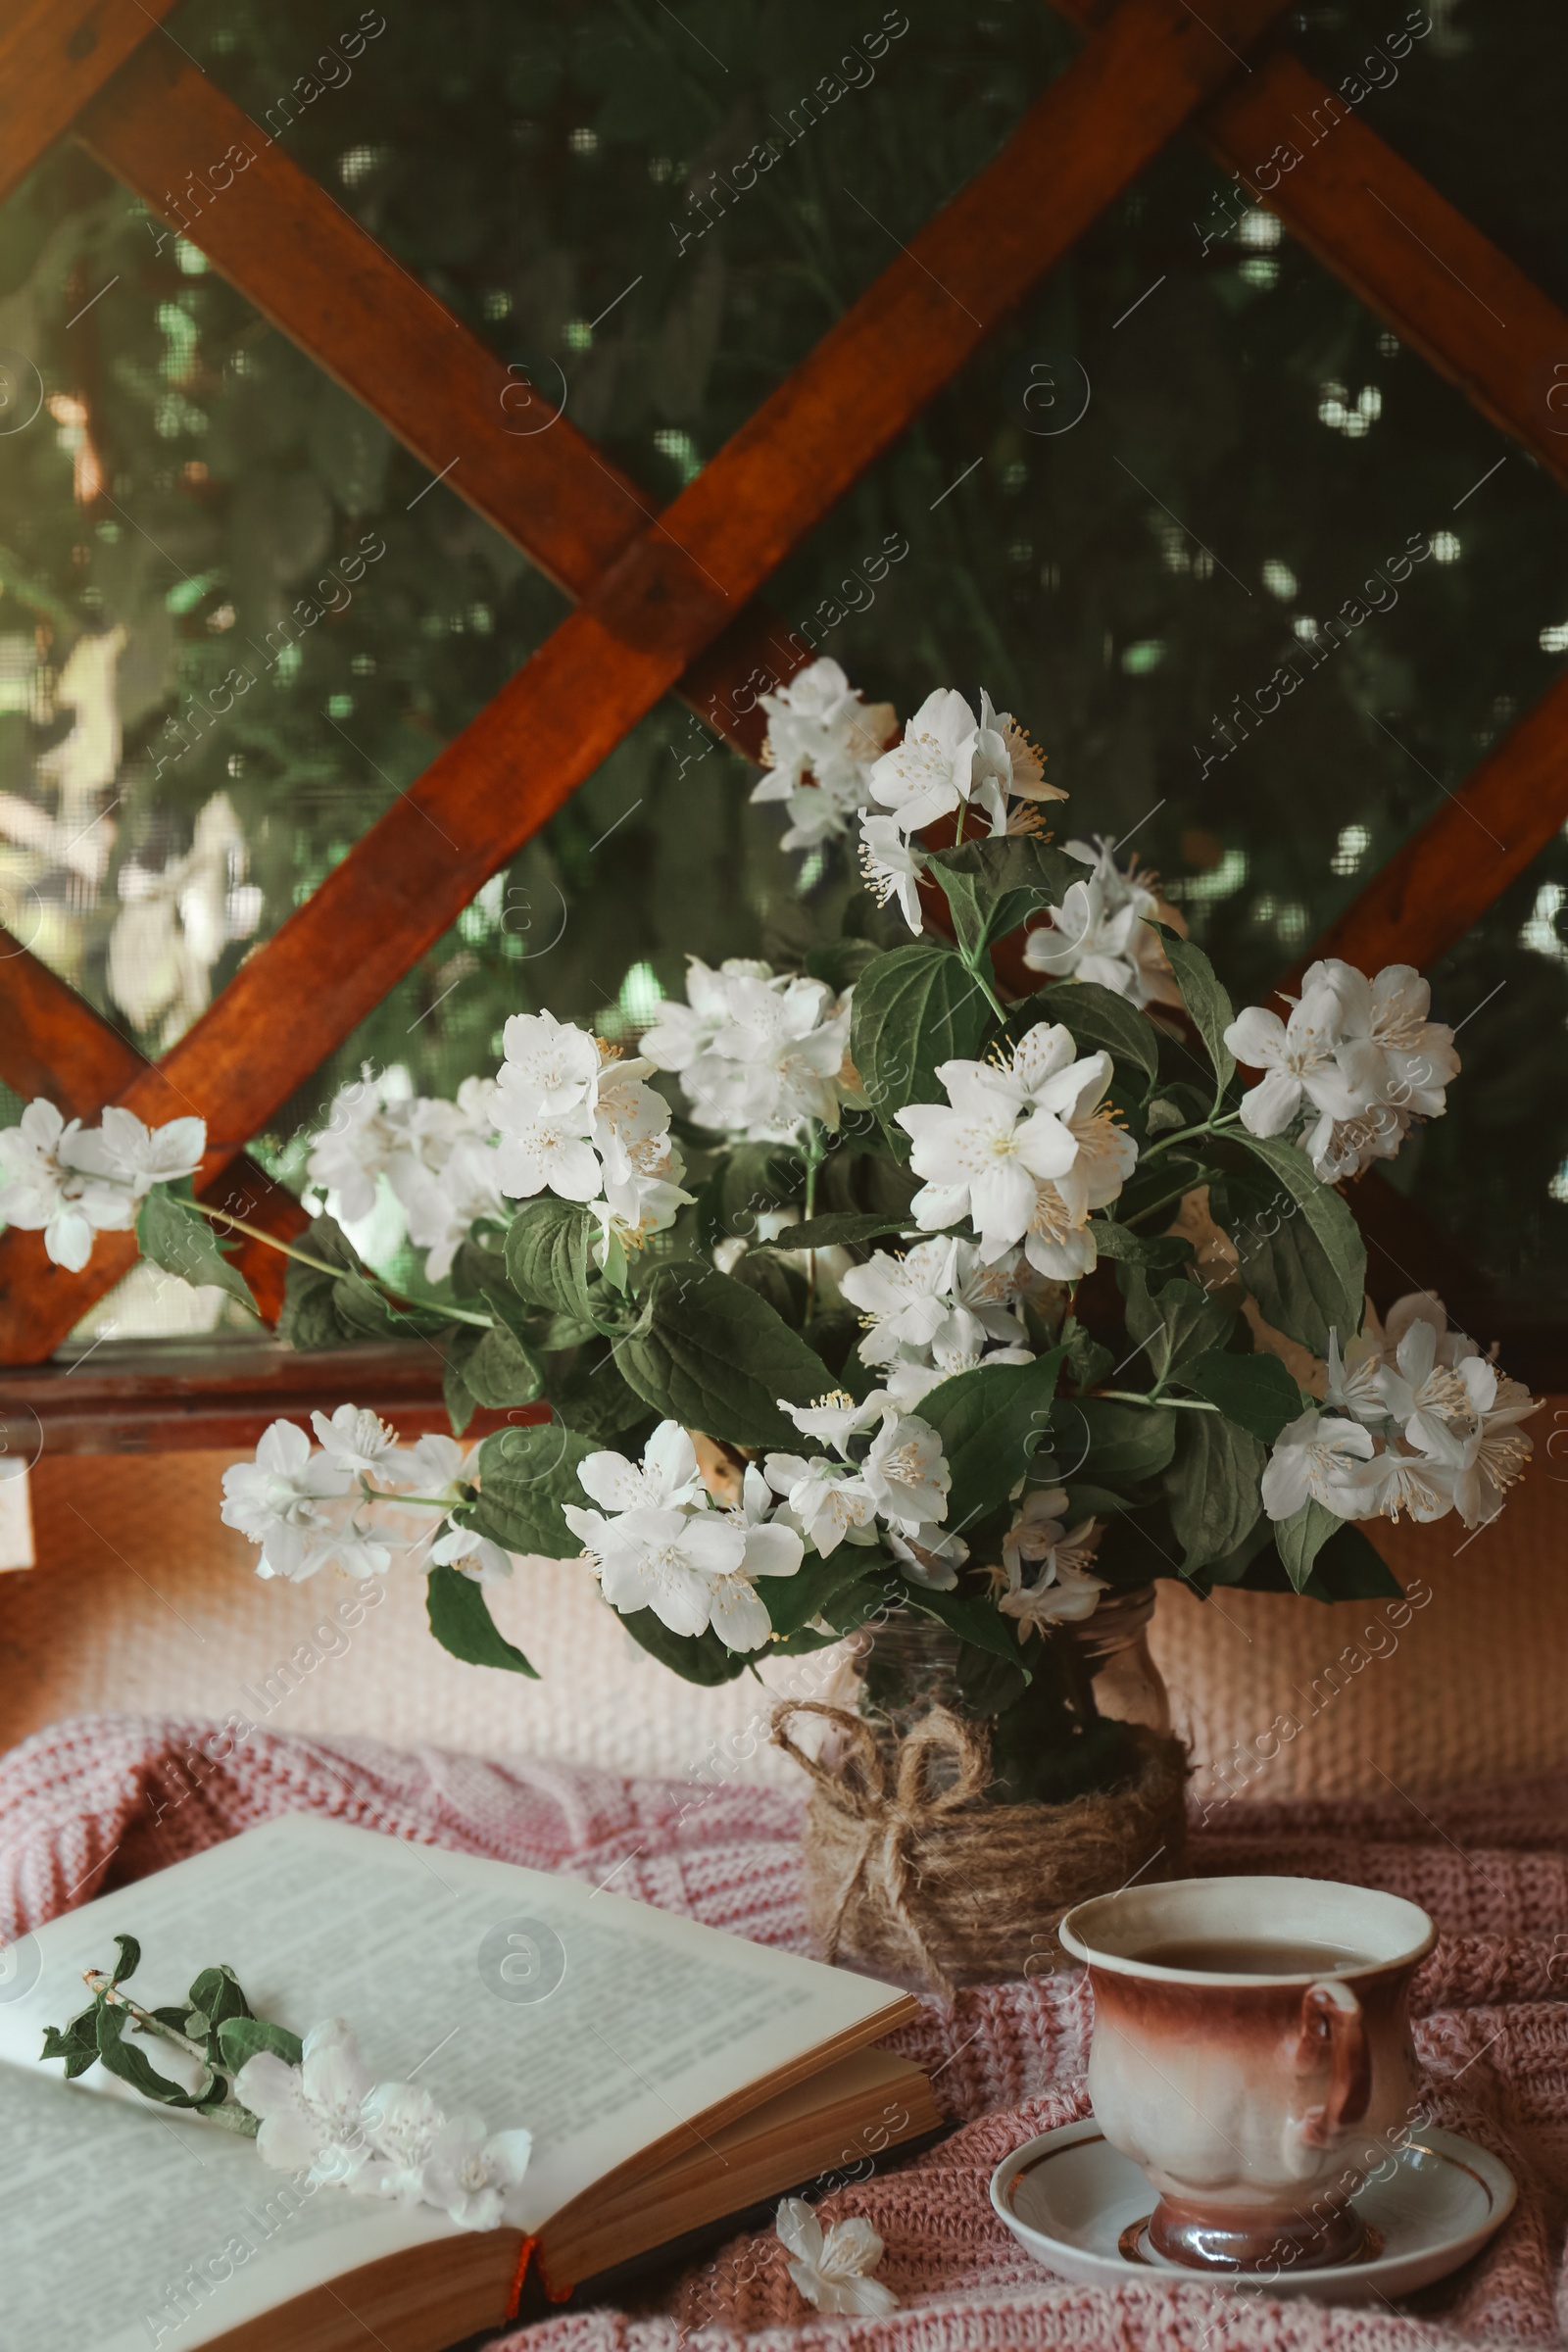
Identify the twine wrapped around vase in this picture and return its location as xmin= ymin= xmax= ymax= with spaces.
xmin=770 ymin=1697 xmax=1189 ymax=1996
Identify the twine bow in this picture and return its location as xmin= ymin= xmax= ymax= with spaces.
xmin=770 ymin=1699 xmax=990 ymax=1992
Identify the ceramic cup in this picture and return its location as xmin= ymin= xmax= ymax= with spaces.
xmin=1058 ymin=1876 xmax=1436 ymax=2273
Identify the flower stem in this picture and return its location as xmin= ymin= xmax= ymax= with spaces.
xmin=1140 ymin=1107 xmax=1244 ymax=1164
xmin=962 ymin=949 xmax=1008 ymax=1023
xmin=1097 ymin=1389 xmax=1219 ymax=1411
xmin=188 ymin=1202 xmax=495 ymax=1328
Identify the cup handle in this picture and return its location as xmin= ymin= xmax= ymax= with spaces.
xmin=1283 ymin=1978 xmax=1370 ymax=2171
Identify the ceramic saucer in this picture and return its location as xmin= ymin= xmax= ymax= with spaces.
xmin=991 ymin=2120 xmax=1516 ymax=2305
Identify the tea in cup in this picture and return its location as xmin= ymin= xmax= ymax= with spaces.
xmin=1058 ymin=1876 xmax=1436 ymax=2272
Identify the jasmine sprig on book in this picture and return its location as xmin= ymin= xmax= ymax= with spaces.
xmin=42 ymin=1936 xmax=532 ymax=2230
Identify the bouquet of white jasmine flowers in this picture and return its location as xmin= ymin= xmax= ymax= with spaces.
xmin=5 ymin=661 xmax=1537 ymax=1808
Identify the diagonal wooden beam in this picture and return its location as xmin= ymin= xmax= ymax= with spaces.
xmin=0 ymin=0 xmax=179 ymax=209
xmin=0 ymin=0 xmax=1296 ymax=1360
xmin=0 ymin=926 xmax=307 ymax=1323
xmin=72 ymin=40 xmax=783 ymax=761
xmin=1280 ymin=667 xmax=1568 ymax=987
xmin=1054 ymin=0 xmax=1568 ymax=489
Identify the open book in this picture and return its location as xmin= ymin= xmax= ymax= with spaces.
xmin=0 ymin=1815 xmax=937 ymax=2352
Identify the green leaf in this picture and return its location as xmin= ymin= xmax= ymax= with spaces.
xmin=1018 ymin=979 xmax=1160 ymax=1093
xmin=915 ymin=1349 xmax=1065 ymax=1535
xmin=1091 ymin=1222 xmax=1195 ymax=1273
xmin=425 ymin=1566 xmax=538 ymax=1676
xmin=1058 ymin=1317 xmax=1113 ymax=1393
xmin=1051 ymin=1396 xmax=1178 ymax=1487
xmin=1223 ymin=1134 xmax=1367 ymax=1353
xmin=695 ymin=1141 xmax=801 ymax=1250
xmin=443 ymin=1334 xmax=480 ymax=1438
xmin=1183 ymin=1348 xmax=1303 ymax=1445
xmin=1273 ymin=1496 xmax=1345 ymax=1592
xmin=615 ymin=1607 xmax=750 ymax=1684
xmin=111 ymin=1935 xmax=141 ymax=1985
xmin=1303 ymin=1522 xmax=1404 ymax=1601
xmin=505 ymin=1200 xmax=599 ymax=1322
xmin=805 ymin=938 xmax=881 ymax=992
xmin=761 ymin=1548 xmax=886 ymax=1641
xmin=896 ymin=1580 xmax=1024 ymax=1672
xmin=136 ymin=1192 xmax=258 ymax=1315
xmin=461 ymin=1319 xmax=545 ymax=1409
xmin=41 ymin=2012 xmax=100 ymax=2081
xmin=95 ymin=2002 xmax=210 ymax=2107
xmin=217 ymin=2015 xmax=304 ymax=2072
xmin=545 ymin=1346 xmax=659 ymax=1444
xmin=617 ymin=1265 xmax=836 ymax=1449
xmin=850 ymin=944 xmax=991 ymax=1151
xmin=1163 ymin=1411 xmax=1266 ymax=1574
xmin=1120 ymin=1265 xmax=1235 ymax=1386
xmin=1159 ymin=931 xmax=1236 ymax=1105
xmin=729 ymin=1249 xmax=808 ymax=1327
xmin=926 ymin=835 xmax=1078 ymax=958
xmin=466 ymin=1422 xmax=599 ymax=1557
xmin=186 ymin=1965 xmax=252 ymax=2051
xmin=763 ymin=1211 xmax=914 ymax=1250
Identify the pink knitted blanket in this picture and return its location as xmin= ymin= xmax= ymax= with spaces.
xmin=3 ymin=1716 xmax=1565 ymax=2352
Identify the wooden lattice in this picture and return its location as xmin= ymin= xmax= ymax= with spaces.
xmin=4 ymin=0 xmax=1567 ymax=1407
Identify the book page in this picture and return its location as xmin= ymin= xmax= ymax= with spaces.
xmin=0 ymin=2064 xmax=434 ymax=2352
xmin=0 ymin=1814 xmax=906 ymax=2344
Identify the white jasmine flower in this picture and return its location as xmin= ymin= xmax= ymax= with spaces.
xmin=639 ymin=956 xmax=772 ymax=1075
xmin=0 ymin=1099 xmax=134 ymax=1270
xmin=310 ymin=1403 xmax=403 ymax=1478
xmin=1307 ymin=1101 xmax=1411 ymax=1182
xmin=233 ymin=2018 xmax=375 ymax=2187
xmin=757 ymin=659 xmax=896 ymax=811
xmin=80 ymin=1106 xmax=208 ymax=1196
xmin=360 ymin=2081 xmax=448 ymax=2207
xmin=306 ymin=1068 xmax=413 ymax=1222
xmin=1446 ymin=1386 xmax=1539 ymax=1529
xmin=868 ymin=686 xmax=984 ymax=833
xmin=861 ymin=1412 xmax=951 ymax=1530
xmin=858 ymin=811 xmax=925 ymax=933
xmin=777 ymin=1389 xmax=888 ymax=1454
xmin=761 ymin=1456 xmax=878 ymax=1556
xmin=1373 ymin=1317 xmax=1492 ymax=1451
xmin=1260 ymin=1409 xmax=1376 ymax=1521
xmin=729 ymin=1464 xmax=808 ymax=1583
xmin=220 ymin=1419 xmax=353 ymax=1580
xmin=562 ymin=1501 xmax=750 ymax=1637
xmin=588 ymin=1166 xmax=691 ymax=1281
xmin=1225 ymin=976 xmax=1382 ymax=1144
xmin=897 ymin=1057 xmax=1079 ymax=1259
xmin=973 ymin=689 xmax=1066 ymax=805
xmin=776 ymin=2196 xmax=898 ymax=2318
xmin=307 ymin=1516 xmax=394 ymax=1583
xmin=842 ymin=1236 xmax=1024 ymax=1371
xmin=577 ymin=1421 xmax=707 ymax=1514
xmin=397 ymin=1139 xmax=509 ymax=1285
xmin=1305 ymin=960 xmax=1459 ymax=1120
xmin=992 ymin=1490 xmax=1106 ymax=1637
xmin=492 ymin=1100 xmax=602 ymax=1202
xmin=710 ymin=973 xmax=857 ymax=1138
xmin=885 ymin=1522 xmax=968 ymax=1591
xmin=421 ymin=2114 xmax=533 ymax=2231
xmin=589 ymin=1051 xmax=672 ymax=1172
xmin=998 ymin=1552 xmax=1106 ymax=1636
xmin=1324 ymin=1330 xmax=1387 ymax=1424
xmin=1384 ymin=1290 xmax=1481 ymax=1370
xmin=1338 ymin=1432 xmax=1457 ymax=1525
xmin=427 ymin=1522 xmax=514 ymax=1585
xmin=1021 ymin=839 xmax=1181 ymax=1009
xmin=497 ymin=1008 xmax=602 ymax=1116
xmin=881 ymin=1359 xmax=950 ymax=1412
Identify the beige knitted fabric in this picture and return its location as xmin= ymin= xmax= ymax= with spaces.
xmin=1 ymin=1423 xmax=1564 ymax=1798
